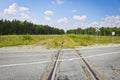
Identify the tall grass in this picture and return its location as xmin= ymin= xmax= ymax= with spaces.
xmin=0 ymin=34 xmax=120 ymax=48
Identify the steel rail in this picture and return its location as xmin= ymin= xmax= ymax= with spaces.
xmin=47 ymin=50 xmax=60 ymax=80
xmin=41 ymin=50 xmax=61 ymax=80
xmin=74 ymin=50 xmax=105 ymax=80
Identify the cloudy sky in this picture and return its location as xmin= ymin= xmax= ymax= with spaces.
xmin=0 ymin=0 xmax=120 ymax=30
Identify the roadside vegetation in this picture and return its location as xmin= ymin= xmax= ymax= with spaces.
xmin=0 ymin=34 xmax=120 ymax=48
xmin=0 ymin=19 xmax=120 ymax=48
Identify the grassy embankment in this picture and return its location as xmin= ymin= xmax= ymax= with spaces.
xmin=0 ymin=34 xmax=120 ymax=48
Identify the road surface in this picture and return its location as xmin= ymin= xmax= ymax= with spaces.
xmin=76 ymin=45 xmax=120 ymax=80
xmin=0 ymin=46 xmax=57 ymax=80
xmin=0 ymin=45 xmax=120 ymax=80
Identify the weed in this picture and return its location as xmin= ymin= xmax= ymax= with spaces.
xmin=22 ymin=35 xmax=33 ymax=41
xmin=0 ymin=34 xmax=120 ymax=48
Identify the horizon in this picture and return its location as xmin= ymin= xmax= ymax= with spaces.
xmin=1 ymin=19 xmax=120 ymax=31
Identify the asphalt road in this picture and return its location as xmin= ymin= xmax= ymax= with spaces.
xmin=0 ymin=46 xmax=57 ymax=80
xmin=57 ymin=49 xmax=87 ymax=80
xmin=76 ymin=45 xmax=120 ymax=80
xmin=0 ymin=45 xmax=120 ymax=80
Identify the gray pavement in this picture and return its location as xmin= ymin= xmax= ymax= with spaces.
xmin=0 ymin=45 xmax=120 ymax=80
xmin=57 ymin=49 xmax=88 ymax=80
xmin=0 ymin=46 xmax=56 ymax=80
xmin=76 ymin=46 xmax=120 ymax=80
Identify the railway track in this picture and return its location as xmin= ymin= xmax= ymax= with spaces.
xmin=41 ymin=49 xmax=62 ymax=80
xmin=75 ymin=50 xmax=105 ymax=80
xmin=41 ymin=49 xmax=104 ymax=80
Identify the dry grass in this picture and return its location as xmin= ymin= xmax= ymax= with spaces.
xmin=0 ymin=34 xmax=120 ymax=48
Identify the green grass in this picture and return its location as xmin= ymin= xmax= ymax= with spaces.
xmin=0 ymin=34 xmax=120 ymax=48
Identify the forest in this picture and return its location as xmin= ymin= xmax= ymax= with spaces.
xmin=0 ymin=19 xmax=65 ymax=35
xmin=67 ymin=27 xmax=120 ymax=36
xmin=0 ymin=19 xmax=120 ymax=36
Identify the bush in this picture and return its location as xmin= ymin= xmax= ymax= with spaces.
xmin=22 ymin=35 xmax=33 ymax=41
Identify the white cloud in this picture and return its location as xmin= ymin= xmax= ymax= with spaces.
xmin=20 ymin=13 xmax=30 ymax=19
xmin=87 ymin=16 xmax=120 ymax=27
xmin=103 ymin=16 xmax=120 ymax=27
xmin=3 ymin=3 xmax=17 ymax=14
xmin=3 ymin=3 xmax=29 ymax=15
xmin=44 ymin=10 xmax=54 ymax=21
xmin=19 ymin=7 xmax=29 ymax=12
xmin=42 ymin=15 xmax=120 ymax=30
xmin=56 ymin=0 xmax=64 ymax=4
xmin=44 ymin=16 xmax=51 ymax=21
xmin=57 ymin=17 xmax=68 ymax=23
xmin=88 ymin=22 xmax=99 ymax=27
xmin=44 ymin=10 xmax=53 ymax=16
xmin=0 ymin=3 xmax=31 ymax=22
xmin=73 ymin=15 xmax=87 ymax=21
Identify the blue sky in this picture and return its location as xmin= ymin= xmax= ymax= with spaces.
xmin=0 ymin=0 xmax=120 ymax=30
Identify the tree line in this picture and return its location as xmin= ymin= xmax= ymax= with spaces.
xmin=0 ymin=19 xmax=65 ymax=35
xmin=67 ymin=27 xmax=120 ymax=36
xmin=0 ymin=19 xmax=120 ymax=36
